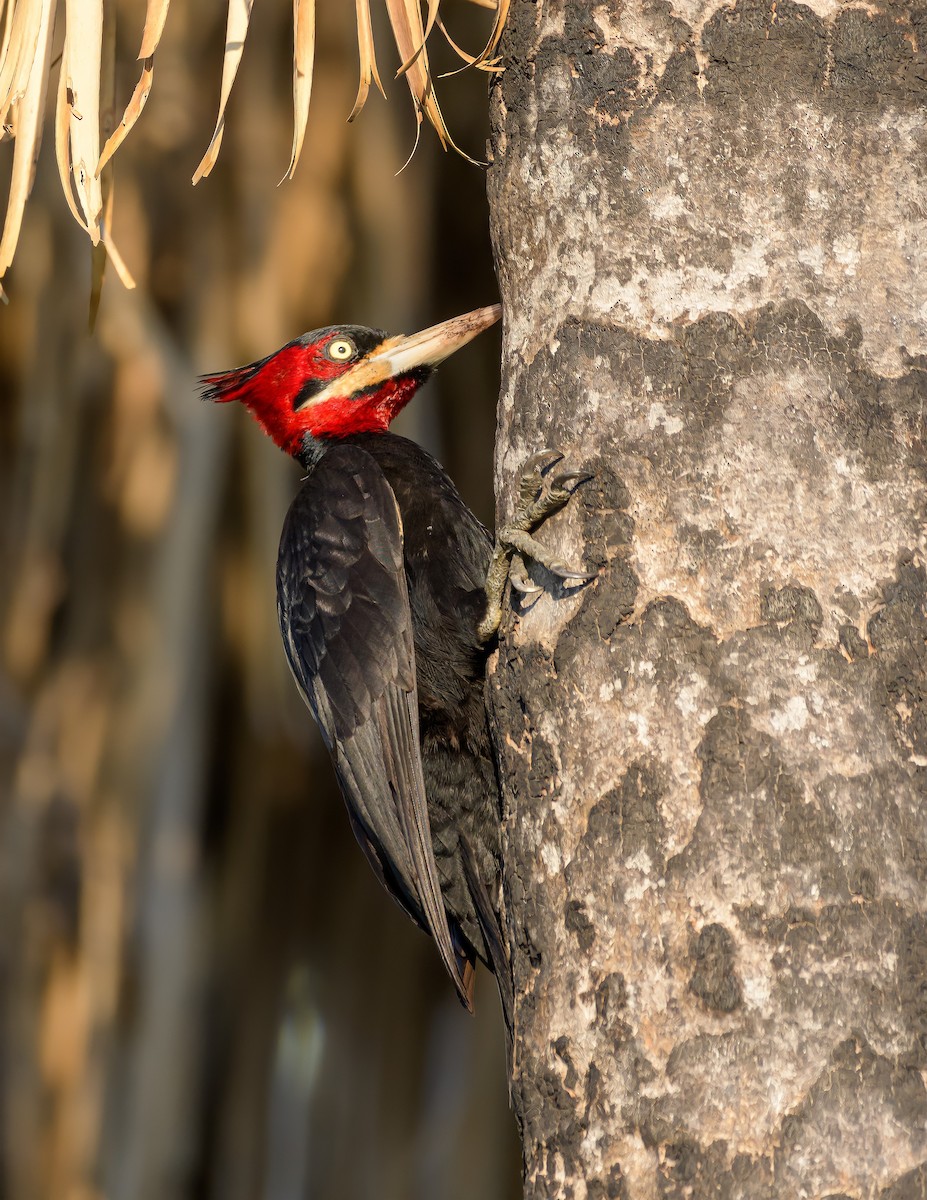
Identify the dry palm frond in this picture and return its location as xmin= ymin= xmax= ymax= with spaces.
xmin=394 ymin=0 xmax=440 ymax=77
xmin=98 ymin=0 xmax=170 ymax=173
xmin=52 ymin=8 xmax=135 ymax=295
xmin=193 ymin=0 xmax=256 ymax=184
xmin=90 ymin=2 xmax=114 ymax=326
xmin=281 ymin=0 xmax=315 ymax=183
xmin=97 ymin=57 xmax=153 ymax=175
xmin=0 ymin=0 xmax=53 ymax=282
xmin=92 ymin=3 xmax=137 ymax=326
xmin=54 ymin=34 xmax=82 ymax=229
xmin=0 ymin=0 xmax=509 ymax=295
xmin=385 ymin=0 xmax=473 ymax=159
xmin=348 ymin=0 xmax=385 ymax=123
xmin=435 ymin=16 xmax=502 ymax=75
xmin=348 ymin=0 xmax=505 ymax=152
xmin=384 ymin=0 xmax=441 ymax=136
xmin=0 ymin=0 xmax=24 ymax=119
xmin=139 ymin=0 xmax=171 ymax=58
xmin=64 ymin=0 xmax=104 ymax=239
xmin=469 ymin=0 xmax=509 ymax=67
xmin=0 ymin=0 xmax=44 ymax=129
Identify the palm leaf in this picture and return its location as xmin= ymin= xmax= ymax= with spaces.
xmin=0 ymin=0 xmax=510 ymax=294
xmin=348 ymin=0 xmax=385 ymax=124
xmin=384 ymin=0 xmax=450 ymax=151
xmin=97 ymin=57 xmax=153 ymax=175
xmin=281 ymin=0 xmax=315 ymax=182
xmin=0 ymin=0 xmax=54 ymax=281
xmin=193 ymin=0 xmax=256 ymax=185
xmin=64 ymin=0 xmax=104 ymax=239
xmin=0 ymin=0 xmax=43 ymax=128
xmin=139 ymin=0 xmax=171 ymax=58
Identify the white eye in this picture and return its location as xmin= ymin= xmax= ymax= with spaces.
xmin=327 ymin=338 xmax=355 ymax=361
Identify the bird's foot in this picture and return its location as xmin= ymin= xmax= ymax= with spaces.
xmin=478 ymin=450 xmax=595 ymax=643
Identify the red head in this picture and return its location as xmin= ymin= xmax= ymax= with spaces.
xmin=200 ymin=306 xmax=501 ymax=459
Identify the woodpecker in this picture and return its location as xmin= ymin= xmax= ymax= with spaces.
xmin=201 ymin=307 xmax=591 ymax=1021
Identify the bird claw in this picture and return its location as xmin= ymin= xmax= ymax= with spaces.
xmin=525 ymin=448 xmax=564 ymax=475
xmin=478 ymin=448 xmax=596 ymax=643
xmin=509 ymin=555 xmax=542 ymax=595
xmin=547 ymin=562 xmax=598 ymax=584
xmin=500 ymin=531 xmax=595 ymax=587
xmin=516 ymin=451 xmax=595 ymax=519
xmin=554 ymin=469 xmax=595 ymax=493
xmin=517 ymin=449 xmax=564 ymax=507
xmin=523 ymin=458 xmax=594 ymax=526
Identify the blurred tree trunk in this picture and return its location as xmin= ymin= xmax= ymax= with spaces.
xmin=0 ymin=6 xmax=516 ymax=1199
xmin=487 ymin=2 xmax=927 ymax=1196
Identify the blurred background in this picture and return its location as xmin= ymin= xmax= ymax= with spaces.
xmin=0 ymin=2 xmax=518 ymax=1197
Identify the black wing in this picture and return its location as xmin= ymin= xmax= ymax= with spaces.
xmin=276 ymin=443 xmax=472 ymax=1009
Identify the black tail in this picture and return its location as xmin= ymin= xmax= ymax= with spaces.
xmin=459 ymin=834 xmax=514 ymax=1090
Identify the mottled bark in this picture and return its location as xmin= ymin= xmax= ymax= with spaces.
xmin=487 ymin=2 xmax=927 ymax=1196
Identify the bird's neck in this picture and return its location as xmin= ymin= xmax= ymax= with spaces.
xmin=296 ymin=429 xmax=400 ymax=470
xmin=296 ymin=432 xmax=328 ymax=470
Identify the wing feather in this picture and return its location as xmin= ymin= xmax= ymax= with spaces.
xmin=276 ymin=443 xmax=471 ymax=1009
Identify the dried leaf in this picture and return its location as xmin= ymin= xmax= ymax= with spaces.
xmin=436 ymin=16 xmax=502 ymax=75
xmin=54 ymin=26 xmax=133 ymax=302
xmin=100 ymin=9 xmax=116 ymax=172
xmin=395 ymin=0 xmax=440 ymax=79
xmin=55 ymin=35 xmax=89 ymax=232
xmin=64 ymin=0 xmax=104 ymax=241
xmin=193 ymin=0 xmax=255 ymax=185
xmin=97 ymin=0 xmax=168 ymax=175
xmin=138 ymin=0 xmax=171 ymax=59
xmin=471 ymin=0 xmax=510 ymax=66
xmin=97 ymin=0 xmax=136 ymax=294
xmin=384 ymin=0 xmax=447 ymax=147
xmin=90 ymin=0 xmax=116 ymax=327
xmin=97 ymin=57 xmax=153 ymax=175
xmin=0 ymin=0 xmax=17 ymax=85
xmin=0 ymin=0 xmax=512 ymax=282
xmin=0 ymin=0 xmax=54 ymax=278
xmin=0 ymin=0 xmax=42 ymax=126
xmin=91 ymin=230 xmax=136 ymax=326
xmin=348 ymin=0 xmax=384 ymax=123
xmin=100 ymin=229 xmax=135 ymax=290
xmin=384 ymin=0 xmax=485 ymax=162
xmin=281 ymin=0 xmax=314 ymax=182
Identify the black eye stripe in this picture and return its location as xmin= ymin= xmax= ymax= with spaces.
xmin=352 ymin=366 xmax=431 ymax=401
xmin=293 ymin=365 xmax=432 ymax=410
xmin=293 ymin=377 xmax=328 ymax=410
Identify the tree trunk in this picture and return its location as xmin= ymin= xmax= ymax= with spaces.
xmin=487 ymin=2 xmax=927 ymax=1196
